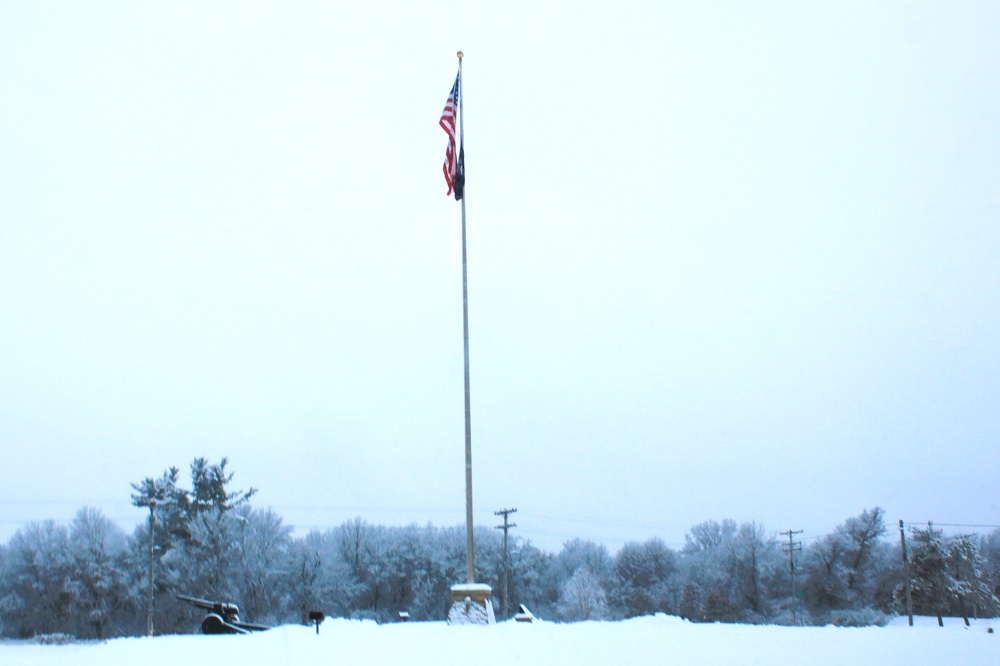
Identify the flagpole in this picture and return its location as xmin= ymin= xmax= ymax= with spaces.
xmin=456 ymin=50 xmax=475 ymax=586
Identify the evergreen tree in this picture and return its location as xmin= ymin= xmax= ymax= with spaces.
xmin=189 ymin=457 xmax=257 ymax=515
xmin=981 ymin=528 xmax=1000 ymax=601
xmin=898 ymin=524 xmax=954 ymax=622
xmin=130 ymin=466 xmax=192 ymax=545
xmin=946 ymin=534 xmax=999 ymax=619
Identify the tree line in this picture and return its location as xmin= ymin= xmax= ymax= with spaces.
xmin=0 ymin=458 xmax=997 ymax=639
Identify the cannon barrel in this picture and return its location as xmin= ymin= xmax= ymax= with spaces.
xmin=177 ymin=594 xmax=241 ymax=621
xmin=177 ymin=593 xmax=215 ymax=609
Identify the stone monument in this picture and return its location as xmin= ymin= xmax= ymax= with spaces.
xmin=447 ymin=583 xmax=495 ymax=625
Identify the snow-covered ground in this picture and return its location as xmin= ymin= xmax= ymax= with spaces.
xmin=3 ymin=615 xmax=997 ymax=666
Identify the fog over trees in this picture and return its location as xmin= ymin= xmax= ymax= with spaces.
xmin=1 ymin=460 xmax=997 ymax=638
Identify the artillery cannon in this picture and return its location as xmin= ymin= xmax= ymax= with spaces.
xmin=177 ymin=594 xmax=270 ymax=634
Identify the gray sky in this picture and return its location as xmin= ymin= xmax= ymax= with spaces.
xmin=2 ymin=2 xmax=998 ymax=554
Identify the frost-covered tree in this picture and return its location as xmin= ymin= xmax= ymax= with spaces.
xmin=130 ymin=458 xmax=255 ymax=547
xmin=189 ymin=457 xmax=257 ymax=516
xmin=127 ymin=457 xmax=262 ymax=631
xmin=0 ymin=542 xmax=9 ymax=636
xmin=802 ymin=508 xmax=889 ymax=615
xmin=678 ymin=580 xmax=701 ymax=621
xmin=130 ymin=466 xmax=192 ymax=545
xmin=0 ymin=521 xmax=75 ymax=638
xmin=128 ymin=466 xmax=193 ymax=635
xmin=802 ymin=530 xmax=851 ymax=611
xmin=327 ymin=520 xmax=407 ymax=621
xmin=367 ymin=524 xmax=453 ymax=622
xmin=897 ymin=524 xmax=955 ymax=623
xmin=333 ymin=518 xmax=379 ymax=616
xmin=67 ymin=508 xmax=134 ymax=638
xmin=172 ymin=509 xmax=242 ymax=601
xmin=281 ymin=531 xmax=337 ymax=622
xmin=550 ymin=540 xmax=613 ymax=617
xmin=730 ymin=521 xmax=779 ymax=619
xmin=6 ymin=488 xmax=953 ymax=633
xmin=507 ymin=540 xmax=556 ymax=619
xmin=895 ymin=526 xmax=998 ymax=622
xmin=555 ymin=539 xmax=614 ymax=581
xmin=678 ymin=519 xmax=738 ymax=621
xmin=388 ymin=526 xmax=451 ymax=620
xmin=296 ymin=521 xmax=501 ymax=623
xmin=840 ymin=507 xmax=887 ymax=607
xmin=614 ymin=538 xmax=678 ymax=618
xmin=982 ymin=529 xmax=1000 ymax=600
xmin=685 ymin=519 xmax=738 ymax=554
xmin=946 ymin=534 xmax=998 ymax=619
xmin=558 ymin=566 xmax=608 ymax=621
xmin=231 ymin=506 xmax=292 ymax=624
xmin=681 ymin=521 xmax=783 ymax=622
xmin=122 ymin=522 xmax=186 ymax=635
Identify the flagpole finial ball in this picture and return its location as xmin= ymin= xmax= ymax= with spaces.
xmin=457 ymin=51 xmax=464 ymax=60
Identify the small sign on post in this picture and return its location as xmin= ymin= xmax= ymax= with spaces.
xmin=308 ymin=610 xmax=325 ymax=634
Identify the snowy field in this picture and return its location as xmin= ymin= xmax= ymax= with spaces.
xmin=2 ymin=615 xmax=997 ymax=666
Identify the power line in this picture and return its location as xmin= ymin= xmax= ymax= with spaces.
xmin=903 ymin=522 xmax=1000 ymax=529
xmin=529 ymin=509 xmax=690 ymax=532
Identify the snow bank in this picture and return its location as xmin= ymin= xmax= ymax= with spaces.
xmin=2 ymin=615 xmax=997 ymax=666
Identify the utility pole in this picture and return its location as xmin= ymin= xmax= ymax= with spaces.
xmin=494 ymin=508 xmax=517 ymax=620
xmin=899 ymin=520 xmax=913 ymax=626
xmin=147 ymin=500 xmax=157 ymax=637
xmin=780 ymin=530 xmax=802 ymax=625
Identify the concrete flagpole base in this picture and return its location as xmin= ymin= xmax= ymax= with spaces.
xmin=447 ymin=583 xmax=496 ymax=625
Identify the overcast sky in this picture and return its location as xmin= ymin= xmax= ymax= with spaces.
xmin=1 ymin=2 xmax=998 ymax=554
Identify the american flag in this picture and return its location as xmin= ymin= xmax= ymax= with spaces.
xmin=439 ymin=72 xmax=464 ymax=200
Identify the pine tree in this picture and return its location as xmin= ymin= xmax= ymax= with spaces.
xmin=947 ymin=534 xmax=999 ymax=619
xmin=129 ymin=466 xmax=192 ymax=545
xmin=189 ymin=457 xmax=257 ymax=515
xmin=899 ymin=524 xmax=954 ymax=623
